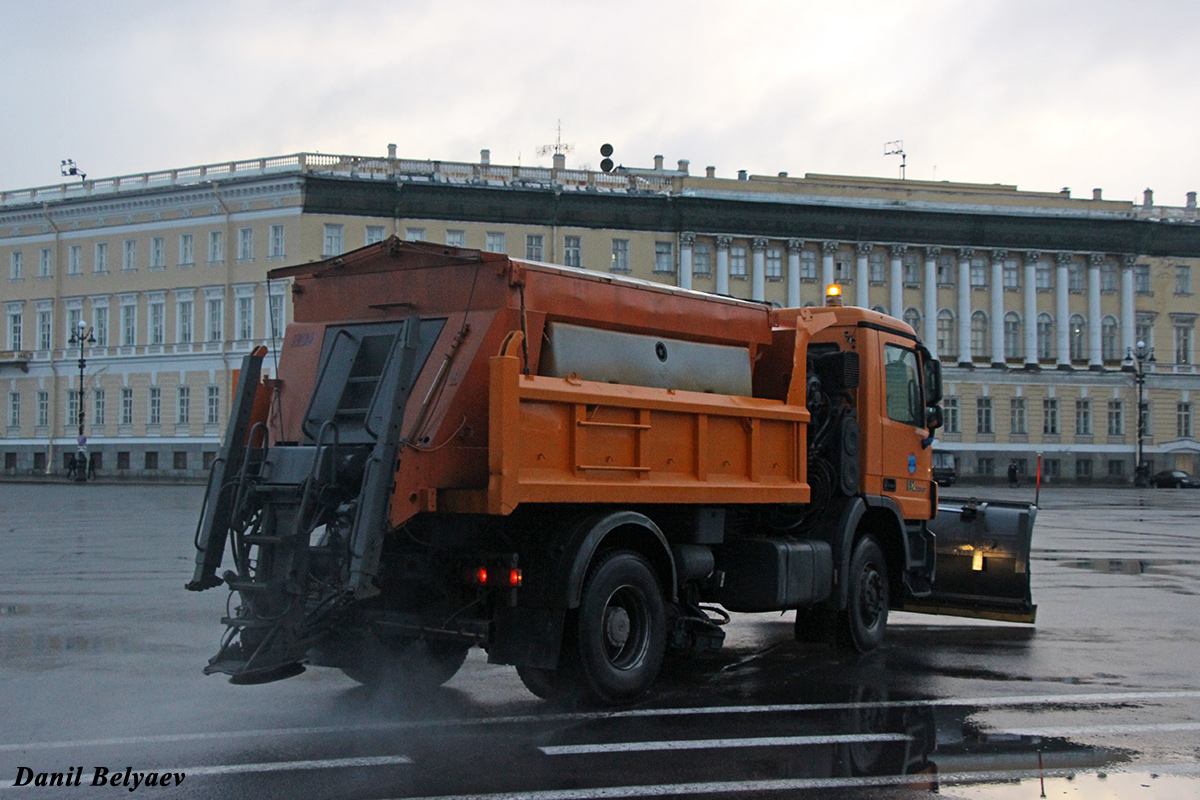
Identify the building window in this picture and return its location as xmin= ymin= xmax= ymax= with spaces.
xmin=145 ymin=451 xmax=158 ymax=470
xmin=149 ymin=301 xmax=165 ymax=345
xmin=1003 ymin=257 xmax=1020 ymax=290
xmin=970 ymin=256 xmax=988 ymax=288
xmin=37 ymin=309 xmax=52 ymax=351
xmin=563 ymin=236 xmax=581 ymax=267
xmin=36 ymin=390 xmax=49 ymax=428
xmin=66 ymin=389 xmax=78 ymax=429
xmin=9 ymin=251 xmax=22 ymax=281
xmin=903 ymin=308 xmax=921 ymax=334
xmin=1101 ymin=261 xmax=1117 ymax=293
xmin=937 ymin=254 xmax=955 ymax=286
xmin=7 ymin=312 xmax=21 ymax=351
xmin=444 ymin=229 xmax=466 ymax=248
xmin=1069 ymin=315 xmax=1087 ymax=361
xmin=767 ymin=248 xmax=784 ymax=280
xmin=1068 ymin=261 xmax=1085 ymax=292
xmin=94 ymin=242 xmax=108 ymax=274
xmin=1108 ymin=459 xmax=1125 ymax=478
xmin=121 ymin=303 xmax=136 ymax=347
xmin=122 ymin=240 xmax=137 ymax=272
xmin=405 ymin=227 xmax=426 ymax=242
xmin=1076 ymin=458 xmax=1093 ymax=479
xmin=610 ymin=239 xmax=630 ymax=273
xmin=977 ymin=457 xmax=994 ymax=476
xmin=364 ymin=225 xmax=386 ymax=246
xmin=1037 ymin=313 xmax=1055 ymax=359
xmin=8 ymin=392 xmax=19 ymax=428
xmin=179 ymin=234 xmax=194 ymax=266
xmin=1043 ymin=398 xmax=1059 ymax=435
xmin=1176 ymin=265 xmax=1192 ymax=295
xmin=1175 ymin=322 xmax=1193 ymax=365
xmin=868 ymin=252 xmax=885 ymax=284
xmin=237 ymin=228 xmax=253 ymax=261
xmin=207 ymin=297 xmax=223 ymax=342
xmin=943 ymin=397 xmax=960 ymax=434
xmin=970 ymin=311 xmax=989 ymax=356
xmin=117 ymin=451 xmax=130 ymax=470
xmin=692 ymin=243 xmax=712 ymax=276
xmin=902 ymin=252 xmax=920 ymax=287
xmin=1010 ymin=398 xmax=1027 ymax=435
xmin=147 ymin=236 xmax=164 ymax=270
xmin=1004 ymin=312 xmax=1022 ymax=359
xmin=1102 ymin=316 xmax=1119 ymax=361
xmin=208 ymin=231 xmax=224 ymax=264
xmin=269 ymin=225 xmax=286 ymax=257
xmin=1107 ymin=399 xmax=1124 ymax=436
xmin=149 ymin=386 xmax=161 ymax=426
xmin=39 ymin=248 xmax=52 ymax=278
xmin=177 ymin=300 xmax=193 ymax=344
xmin=322 ymin=225 xmax=343 ymax=256
xmin=936 ymin=309 xmax=956 ymax=359
xmin=93 ymin=389 xmax=105 ymax=426
xmin=174 ymin=451 xmax=188 ymax=470
xmin=67 ymin=308 xmax=82 ymax=343
xmin=654 ymin=242 xmax=675 ymax=274
xmin=68 ymin=245 xmax=82 ymax=276
xmin=1035 ymin=259 xmax=1053 ymax=290
xmin=834 ymin=255 xmax=851 ymax=283
xmin=485 ymin=232 xmax=506 ymax=254
xmin=177 ymin=386 xmax=190 ymax=424
xmin=1075 ymin=398 xmax=1092 ymax=435
xmin=730 ymin=246 xmax=748 ymax=278
xmin=1135 ymin=264 xmax=1151 ymax=294
xmin=525 ymin=234 xmax=544 ymax=261
xmin=268 ymin=294 xmax=284 ymax=339
xmin=1044 ymin=458 xmax=1060 ymax=478
xmin=976 ymin=397 xmax=993 ymax=434
xmin=1135 ymin=316 xmax=1154 ymax=352
xmin=237 ymin=295 xmax=253 ymax=340
xmin=206 ymin=386 xmax=221 ymax=425
xmin=93 ymin=306 xmax=108 ymax=347
xmin=1178 ymin=402 xmax=1193 ymax=439
xmin=801 ymin=250 xmax=818 ymax=282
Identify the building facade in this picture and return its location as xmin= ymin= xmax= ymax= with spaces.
xmin=2 ymin=149 xmax=1198 ymax=481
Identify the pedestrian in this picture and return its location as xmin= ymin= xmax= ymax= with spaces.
xmin=66 ymin=454 xmax=77 ymax=480
xmin=1007 ymin=461 xmax=1018 ymax=487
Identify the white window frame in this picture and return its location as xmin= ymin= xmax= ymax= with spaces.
xmin=323 ymin=224 xmax=344 ymax=256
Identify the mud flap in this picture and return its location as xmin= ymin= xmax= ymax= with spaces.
xmin=900 ymin=497 xmax=1037 ymax=623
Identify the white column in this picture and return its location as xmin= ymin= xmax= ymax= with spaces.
xmin=678 ymin=232 xmax=695 ymax=291
xmin=890 ymin=245 xmax=905 ymax=321
xmin=716 ymin=235 xmax=731 ymax=296
xmin=856 ymin=242 xmax=871 ymax=308
xmin=958 ymin=248 xmax=973 ymax=365
xmin=924 ymin=247 xmax=939 ymax=357
xmin=1023 ymin=251 xmax=1039 ymax=367
xmin=1056 ymin=252 xmax=1072 ymax=368
xmin=991 ymin=250 xmax=1006 ymax=367
xmin=787 ymin=239 xmax=802 ymax=308
xmin=822 ymin=241 xmax=837 ymax=289
xmin=1121 ymin=255 xmax=1137 ymax=356
xmin=751 ymin=238 xmax=767 ymax=302
xmin=1088 ymin=253 xmax=1104 ymax=369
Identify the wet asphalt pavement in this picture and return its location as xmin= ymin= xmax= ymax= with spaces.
xmin=0 ymin=482 xmax=1198 ymax=798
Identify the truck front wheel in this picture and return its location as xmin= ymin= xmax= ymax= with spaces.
xmin=566 ymin=549 xmax=667 ymax=705
xmin=838 ymin=536 xmax=889 ymax=653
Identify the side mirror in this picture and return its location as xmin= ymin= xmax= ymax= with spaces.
xmin=925 ymin=405 xmax=943 ymax=432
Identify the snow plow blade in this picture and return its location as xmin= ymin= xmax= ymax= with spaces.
xmin=901 ymin=497 xmax=1037 ymax=624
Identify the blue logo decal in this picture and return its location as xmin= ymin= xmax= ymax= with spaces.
xmin=908 ymin=454 xmax=917 ymax=474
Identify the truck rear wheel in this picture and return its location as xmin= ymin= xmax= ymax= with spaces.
xmin=564 ymin=549 xmax=667 ymax=705
xmin=837 ymin=536 xmax=889 ymax=653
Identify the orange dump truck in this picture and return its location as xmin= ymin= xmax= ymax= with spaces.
xmin=188 ymin=238 xmax=1035 ymax=704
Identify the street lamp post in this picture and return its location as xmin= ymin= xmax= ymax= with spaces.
xmin=68 ymin=319 xmax=96 ymax=482
xmin=1125 ymin=340 xmax=1155 ymax=487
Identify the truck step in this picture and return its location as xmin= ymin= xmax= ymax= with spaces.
xmin=241 ymin=534 xmax=293 ymax=545
xmin=220 ymin=616 xmax=276 ymax=629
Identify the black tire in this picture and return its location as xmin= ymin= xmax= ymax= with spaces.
xmin=837 ymin=536 xmax=889 ymax=653
xmin=516 ymin=665 xmax=563 ymax=700
xmin=565 ymin=549 xmax=667 ymax=705
xmin=794 ymin=606 xmax=837 ymax=644
xmin=340 ymin=637 xmax=469 ymax=689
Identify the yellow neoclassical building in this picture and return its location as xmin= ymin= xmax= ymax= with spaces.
xmin=1 ymin=148 xmax=1198 ymax=482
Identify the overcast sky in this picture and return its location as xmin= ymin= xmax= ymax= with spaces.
xmin=4 ymin=0 xmax=1199 ymax=207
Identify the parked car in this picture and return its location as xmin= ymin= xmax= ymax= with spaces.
xmin=1150 ymin=470 xmax=1200 ymax=488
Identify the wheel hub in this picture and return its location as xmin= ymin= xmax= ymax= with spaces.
xmin=605 ymin=606 xmax=631 ymax=649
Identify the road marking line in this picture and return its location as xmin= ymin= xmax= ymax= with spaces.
xmin=0 ymin=755 xmax=413 ymax=788
xmin=541 ymin=733 xmax=910 ymax=755
xmin=384 ymin=763 xmax=1200 ymax=800
xmin=3 ymin=689 xmax=1198 ymax=753
xmin=1005 ymin=722 xmax=1200 ymax=736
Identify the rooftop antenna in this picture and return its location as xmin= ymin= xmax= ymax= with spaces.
xmin=884 ymin=140 xmax=906 ymax=180
xmin=60 ymin=159 xmax=86 ymax=182
xmin=537 ymin=120 xmax=574 ymax=162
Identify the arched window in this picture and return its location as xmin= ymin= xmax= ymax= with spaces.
xmin=903 ymin=307 xmax=922 ymax=335
xmin=1004 ymin=312 xmax=1022 ymax=360
xmin=872 ymin=305 xmax=888 ymax=316
xmin=937 ymin=309 xmax=956 ymax=359
xmin=1101 ymin=316 xmax=1119 ymax=361
xmin=1037 ymin=313 xmax=1054 ymax=360
xmin=1070 ymin=314 xmax=1087 ymax=361
xmin=971 ymin=310 xmax=989 ymax=357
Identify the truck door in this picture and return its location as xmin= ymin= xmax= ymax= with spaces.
xmin=877 ymin=339 xmax=933 ymax=519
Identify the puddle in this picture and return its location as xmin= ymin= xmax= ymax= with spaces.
xmin=1060 ymin=559 xmax=1197 ymax=576
xmin=947 ymin=769 xmax=1200 ymax=799
xmin=0 ymin=631 xmax=129 ymax=661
